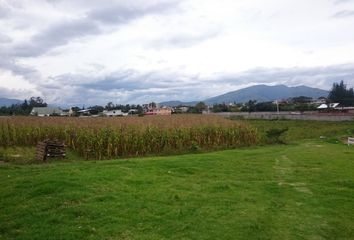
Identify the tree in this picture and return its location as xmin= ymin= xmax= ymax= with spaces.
xmin=295 ymin=103 xmax=311 ymax=113
xmin=241 ymin=100 xmax=257 ymax=113
xmin=195 ymin=102 xmax=207 ymax=113
xmin=136 ymin=105 xmax=144 ymax=114
xmin=105 ymin=102 xmax=114 ymax=110
xmin=255 ymin=101 xmax=276 ymax=112
xmin=291 ymin=96 xmax=312 ymax=104
xmin=148 ymin=102 xmax=157 ymax=109
xmin=328 ymin=81 xmax=354 ymax=106
xmin=89 ymin=105 xmax=104 ymax=115
xmin=212 ymin=103 xmax=229 ymax=112
xmin=0 ymin=97 xmax=47 ymax=116
xmin=69 ymin=106 xmax=79 ymax=115
xmin=29 ymin=96 xmax=47 ymax=107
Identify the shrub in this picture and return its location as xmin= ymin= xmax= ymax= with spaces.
xmin=265 ymin=127 xmax=289 ymax=144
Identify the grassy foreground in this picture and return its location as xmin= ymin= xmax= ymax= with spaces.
xmin=1 ymin=140 xmax=354 ymax=239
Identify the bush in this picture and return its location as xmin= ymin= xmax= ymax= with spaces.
xmin=189 ymin=141 xmax=200 ymax=152
xmin=265 ymin=127 xmax=289 ymax=144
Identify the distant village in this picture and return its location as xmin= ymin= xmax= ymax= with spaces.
xmin=1 ymin=81 xmax=353 ymax=117
xmin=27 ymin=96 xmax=354 ymax=117
xmin=30 ymin=103 xmax=178 ymax=117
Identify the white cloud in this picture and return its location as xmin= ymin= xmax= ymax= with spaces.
xmin=0 ymin=0 xmax=353 ymax=104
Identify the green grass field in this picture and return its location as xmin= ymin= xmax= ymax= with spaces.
xmin=0 ymin=120 xmax=354 ymax=239
xmin=244 ymin=119 xmax=354 ymax=143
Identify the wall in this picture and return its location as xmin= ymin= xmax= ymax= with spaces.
xmin=208 ymin=112 xmax=354 ymax=121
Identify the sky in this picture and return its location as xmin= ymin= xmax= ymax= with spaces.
xmin=0 ymin=0 xmax=354 ymax=106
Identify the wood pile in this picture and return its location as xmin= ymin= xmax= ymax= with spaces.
xmin=36 ymin=139 xmax=66 ymax=162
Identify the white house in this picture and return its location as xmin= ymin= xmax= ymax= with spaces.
xmin=128 ymin=109 xmax=138 ymax=115
xmin=103 ymin=110 xmax=126 ymax=117
xmin=60 ymin=109 xmax=70 ymax=116
xmin=176 ymin=106 xmax=189 ymax=113
xmin=30 ymin=107 xmax=63 ymax=117
xmin=317 ymin=103 xmax=339 ymax=110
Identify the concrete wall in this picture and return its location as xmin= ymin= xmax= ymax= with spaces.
xmin=209 ymin=112 xmax=354 ymax=121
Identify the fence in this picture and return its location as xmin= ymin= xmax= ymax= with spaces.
xmin=209 ymin=112 xmax=354 ymax=122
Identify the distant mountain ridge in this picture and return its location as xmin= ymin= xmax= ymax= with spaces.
xmin=0 ymin=98 xmax=22 ymax=107
xmin=2 ymin=85 xmax=329 ymax=108
xmin=204 ymin=84 xmax=328 ymax=104
xmin=160 ymin=85 xmax=329 ymax=106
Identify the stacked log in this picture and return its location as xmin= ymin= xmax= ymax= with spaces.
xmin=36 ymin=139 xmax=66 ymax=162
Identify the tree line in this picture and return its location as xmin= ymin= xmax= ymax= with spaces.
xmin=328 ymin=80 xmax=354 ymax=106
xmin=0 ymin=97 xmax=47 ymax=116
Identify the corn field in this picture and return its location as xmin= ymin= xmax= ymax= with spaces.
xmin=0 ymin=115 xmax=259 ymax=159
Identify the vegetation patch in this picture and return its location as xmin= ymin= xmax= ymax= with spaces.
xmin=0 ymin=115 xmax=259 ymax=160
xmin=243 ymin=119 xmax=354 ymax=143
xmin=0 ymin=147 xmax=36 ymax=164
xmin=265 ymin=127 xmax=289 ymax=144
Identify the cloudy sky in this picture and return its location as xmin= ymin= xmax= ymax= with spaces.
xmin=0 ymin=0 xmax=354 ymax=105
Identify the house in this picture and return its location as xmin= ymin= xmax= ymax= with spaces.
xmin=128 ymin=109 xmax=138 ymax=115
xmin=30 ymin=107 xmax=63 ymax=117
xmin=317 ymin=103 xmax=340 ymax=110
xmin=174 ymin=106 xmax=189 ymax=113
xmin=157 ymin=107 xmax=172 ymax=115
xmin=312 ymin=97 xmax=327 ymax=105
xmin=317 ymin=103 xmax=354 ymax=114
xmin=103 ymin=109 xmax=126 ymax=117
xmin=60 ymin=109 xmax=70 ymax=116
xmin=145 ymin=107 xmax=172 ymax=115
xmin=77 ymin=109 xmax=91 ymax=116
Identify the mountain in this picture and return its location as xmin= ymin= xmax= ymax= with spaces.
xmin=204 ymin=85 xmax=328 ymax=104
xmin=0 ymin=98 xmax=22 ymax=107
xmin=160 ymin=85 xmax=329 ymax=107
xmin=159 ymin=100 xmax=198 ymax=107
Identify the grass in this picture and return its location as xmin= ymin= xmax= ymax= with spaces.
xmin=1 ymin=119 xmax=354 ymax=239
xmin=243 ymin=119 xmax=354 ymax=143
xmin=0 ymin=147 xmax=86 ymax=164
xmin=0 ymin=147 xmax=36 ymax=164
xmin=0 ymin=140 xmax=354 ymax=239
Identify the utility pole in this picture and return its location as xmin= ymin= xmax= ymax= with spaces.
xmin=276 ymin=100 xmax=279 ymax=115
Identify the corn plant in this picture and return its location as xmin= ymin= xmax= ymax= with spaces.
xmin=0 ymin=115 xmax=259 ymax=159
